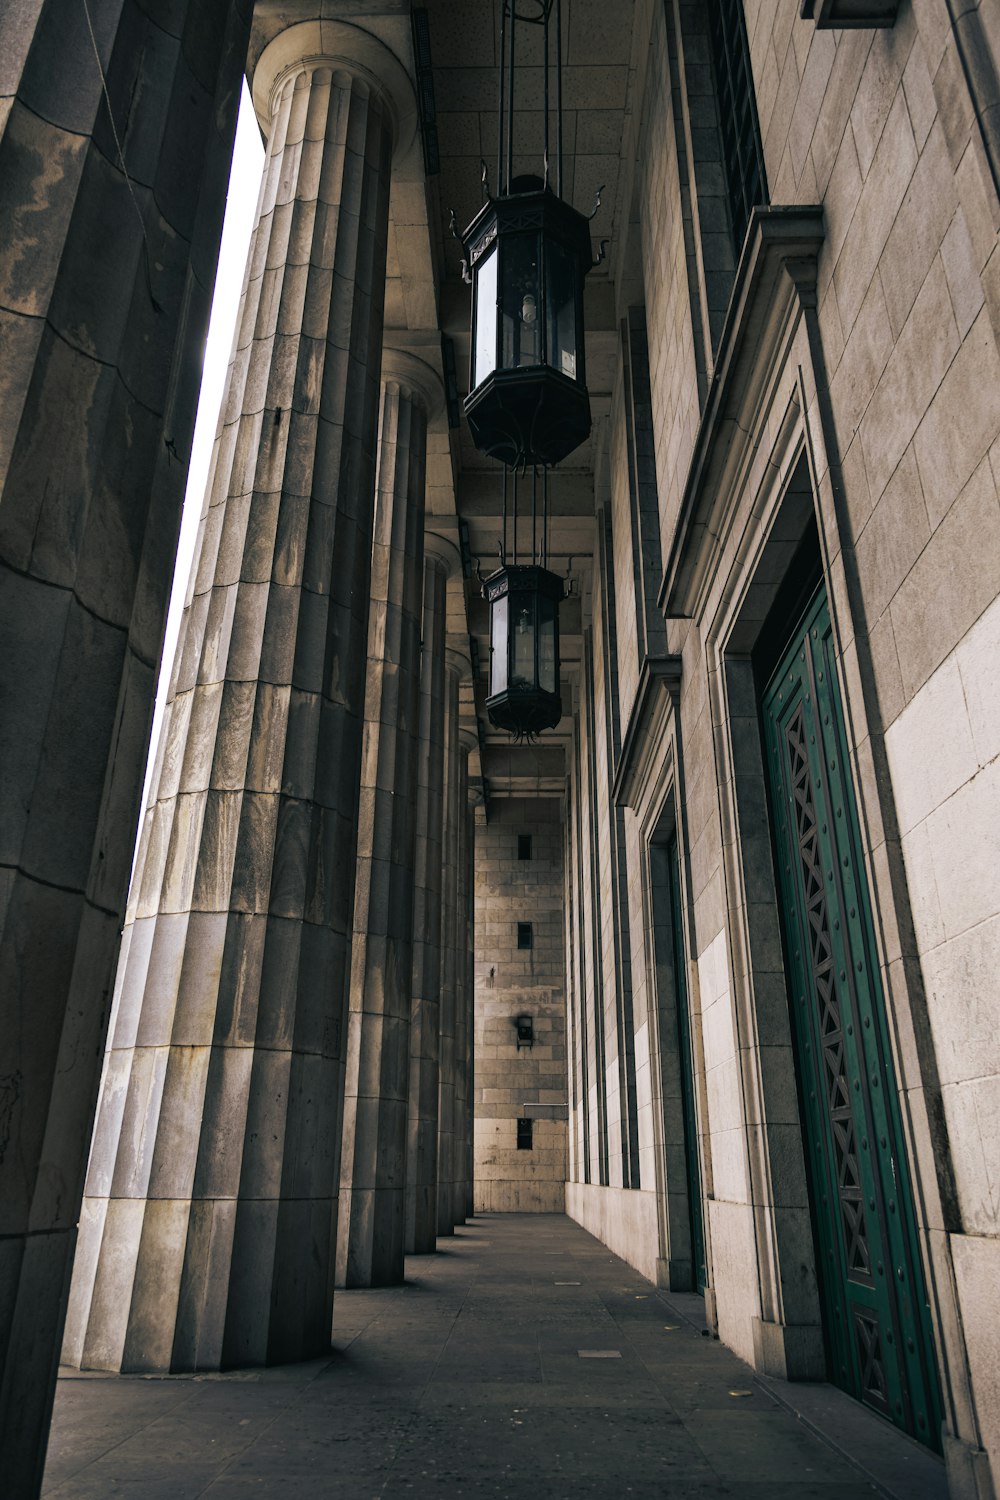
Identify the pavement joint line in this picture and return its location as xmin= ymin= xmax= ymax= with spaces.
xmin=372 ymin=1226 xmax=487 ymax=1498
xmin=194 ymin=1355 xmax=339 ymax=1498
xmin=756 ymin=1373 xmax=947 ymax=1500
xmin=42 ymin=1379 xmax=201 ymax=1497
xmin=44 ymin=1217 xmax=949 ymax=1496
xmin=652 ymin=1290 xmax=946 ymax=1500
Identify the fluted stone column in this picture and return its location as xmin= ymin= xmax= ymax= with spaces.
xmin=452 ymin=730 xmax=477 ymax=1228
xmin=336 ymin=353 xmax=442 ymax=1288
xmin=437 ymin=650 xmax=468 ymax=1236
xmin=405 ymin=536 xmax=459 ymax=1254
xmin=63 ymin=22 xmax=416 ymax=1376
xmin=464 ymin=788 xmax=479 ymax=1221
xmin=0 ymin=5 xmax=251 ymax=1492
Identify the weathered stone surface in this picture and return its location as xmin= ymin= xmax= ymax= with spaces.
xmin=436 ymin=654 xmax=462 ymax=1237
xmin=404 ymin=539 xmax=454 ymax=1255
xmin=0 ymin=2 xmax=251 ymax=1493
xmin=64 ymin=36 xmax=398 ymax=1378
xmin=336 ymin=356 xmax=439 ymax=1288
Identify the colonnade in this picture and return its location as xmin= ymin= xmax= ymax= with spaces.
xmin=0 ymin=11 xmax=475 ymax=1493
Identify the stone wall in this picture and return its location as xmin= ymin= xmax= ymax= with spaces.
xmin=564 ymin=0 xmax=1000 ymax=1487
xmin=473 ymin=798 xmax=567 ymax=1214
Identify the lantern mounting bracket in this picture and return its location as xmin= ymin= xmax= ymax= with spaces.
xmin=449 ymin=208 xmax=471 ymax=283
xmin=587 ymin=183 xmax=604 ymax=220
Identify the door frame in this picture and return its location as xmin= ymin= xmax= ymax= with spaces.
xmin=699 ymin=397 xmax=952 ymax=1406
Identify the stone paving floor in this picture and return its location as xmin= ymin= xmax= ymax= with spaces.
xmin=44 ymin=1214 xmax=948 ymax=1499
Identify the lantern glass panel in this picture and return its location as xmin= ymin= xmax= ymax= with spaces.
xmin=511 ymin=593 xmax=535 ymax=688
xmin=502 ymin=234 xmax=540 ymax=370
xmin=473 ymin=245 xmax=498 ymax=389
xmin=538 ymin=592 xmax=556 ymax=693
xmin=491 ymin=591 xmax=508 ymax=695
xmin=545 ymin=236 xmax=578 ymax=381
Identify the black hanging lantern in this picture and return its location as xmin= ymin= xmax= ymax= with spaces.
xmin=456 ymin=0 xmax=599 ymax=740
xmin=485 ymin=563 xmax=563 ymax=737
xmin=463 ymin=179 xmax=592 ymax=468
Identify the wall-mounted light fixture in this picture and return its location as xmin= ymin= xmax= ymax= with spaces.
xmin=515 ymin=1013 xmax=534 ymax=1049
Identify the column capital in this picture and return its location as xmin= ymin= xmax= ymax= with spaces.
xmin=444 ymin=642 xmax=471 ymax=681
xmin=457 ymin=727 xmax=479 ymax=756
xmin=424 ymin=531 xmax=462 ymax=578
xmin=381 ymin=349 xmax=445 ymax=422
xmin=252 ymin=20 xmax=418 ymax=161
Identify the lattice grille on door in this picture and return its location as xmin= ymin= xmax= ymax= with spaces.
xmin=785 ymin=706 xmax=872 ymax=1285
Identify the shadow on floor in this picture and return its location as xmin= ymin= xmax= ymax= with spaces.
xmin=45 ymin=1214 xmax=947 ymax=1500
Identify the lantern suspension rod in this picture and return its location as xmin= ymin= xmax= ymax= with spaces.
xmin=543 ymin=2 xmax=550 ymax=185
xmin=497 ymin=0 xmax=506 ymax=197
xmin=532 ymin=465 xmax=538 ymax=566
xmin=511 ymin=464 xmax=518 ymax=565
xmin=543 ymin=466 xmax=549 ymax=569
xmin=556 ymin=0 xmax=563 ymax=195
xmin=506 ymin=0 xmax=516 ymax=194
xmin=501 ymin=464 xmax=508 ymax=566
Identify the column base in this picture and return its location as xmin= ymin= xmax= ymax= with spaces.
xmin=656 ymin=1256 xmax=699 ymax=1292
xmin=751 ymin=1316 xmax=826 ymax=1380
xmin=1 ymin=1226 xmax=77 ymax=1500
xmin=943 ymin=1431 xmax=997 ymax=1500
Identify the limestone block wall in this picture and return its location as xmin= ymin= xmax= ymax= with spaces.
xmin=473 ymin=799 xmax=567 ymax=1214
xmin=631 ymin=0 xmax=705 ymax=574
xmin=564 ymin=0 xmax=1000 ymax=1486
xmin=741 ymin=3 xmax=1000 ymax=1484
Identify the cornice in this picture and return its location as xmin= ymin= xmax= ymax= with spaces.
xmin=659 ymin=206 xmax=825 ymax=622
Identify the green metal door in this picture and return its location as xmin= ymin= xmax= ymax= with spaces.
xmin=667 ymin=834 xmax=706 ymax=1292
xmin=761 ymin=584 xmax=941 ymax=1447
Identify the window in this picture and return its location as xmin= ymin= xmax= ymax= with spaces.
xmin=517 ymin=922 xmax=533 ymax=949
xmin=518 ymin=834 xmax=532 ymax=860
xmin=707 ymin=0 xmax=768 ymax=255
xmin=517 ymin=1118 xmax=533 ymax=1150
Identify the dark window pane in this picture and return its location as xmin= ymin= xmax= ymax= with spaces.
xmin=511 ymin=594 xmax=534 ymax=689
xmin=473 ymin=246 xmax=498 ymax=388
xmin=501 ymin=234 xmax=540 ymax=369
xmin=707 ymin=0 xmax=768 ymax=255
xmin=517 ymin=922 xmax=533 ymax=949
xmin=491 ymin=593 xmax=508 ymax=695
xmin=537 ymin=592 xmax=556 ymax=693
xmin=517 ymin=1118 xmax=533 ymax=1150
xmin=518 ymin=834 xmax=532 ymax=860
xmin=544 ymin=236 xmax=578 ymax=380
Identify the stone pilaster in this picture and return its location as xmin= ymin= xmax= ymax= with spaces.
xmin=0 ymin=6 xmax=251 ymax=1492
xmin=63 ymin=23 xmax=414 ymax=1375
xmin=405 ymin=535 xmax=460 ymax=1254
xmin=336 ymin=353 xmax=442 ymax=1288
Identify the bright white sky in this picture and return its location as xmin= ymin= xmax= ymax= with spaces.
xmin=141 ymin=83 xmax=265 ymax=816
